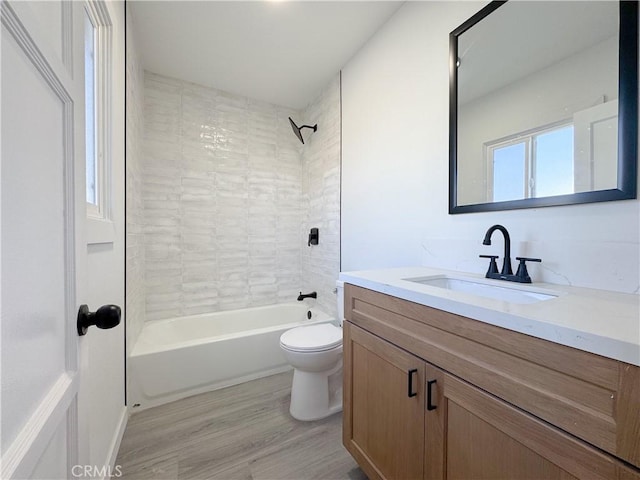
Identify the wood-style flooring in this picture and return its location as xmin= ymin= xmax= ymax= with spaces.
xmin=116 ymin=371 xmax=366 ymax=480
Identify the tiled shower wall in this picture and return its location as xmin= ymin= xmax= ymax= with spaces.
xmin=301 ymin=76 xmax=341 ymax=317
xmin=142 ymin=73 xmax=309 ymax=320
xmin=125 ymin=5 xmax=146 ymax=351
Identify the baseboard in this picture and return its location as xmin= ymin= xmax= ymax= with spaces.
xmin=106 ymin=407 xmax=128 ymax=476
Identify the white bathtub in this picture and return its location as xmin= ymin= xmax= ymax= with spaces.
xmin=129 ymin=303 xmax=334 ymax=410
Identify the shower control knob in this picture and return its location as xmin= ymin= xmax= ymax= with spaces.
xmin=77 ymin=304 xmax=121 ymax=336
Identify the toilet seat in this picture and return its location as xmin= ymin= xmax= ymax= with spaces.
xmin=280 ymin=324 xmax=342 ymax=352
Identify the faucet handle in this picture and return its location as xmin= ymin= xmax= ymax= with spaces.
xmin=516 ymin=257 xmax=542 ymax=263
xmin=479 ymin=254 xmax=499 ymax=276
xmin=515 ymin=257 xmax=542 ymax=283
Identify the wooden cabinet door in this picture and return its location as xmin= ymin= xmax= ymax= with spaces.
xmin=443 ymin=372 xmax=639 ymax=480
xmin=343 ymin=322 xmax=425 ymax=480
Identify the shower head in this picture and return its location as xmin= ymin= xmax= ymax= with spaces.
xmin=288 ymin=117 xmax=317 ymax=145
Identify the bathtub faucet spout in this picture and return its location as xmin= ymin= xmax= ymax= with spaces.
xmin=297 ymin=291 xmax=317 ymax=301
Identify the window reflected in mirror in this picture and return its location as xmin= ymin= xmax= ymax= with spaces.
xmin=489 ymin=122 xmax=575 ymax=202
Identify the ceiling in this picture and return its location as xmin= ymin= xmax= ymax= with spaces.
xmin=130 ymin=1 xmax=403 ymax=110
xmin=458 ymin=1 xmax=618 ymax=105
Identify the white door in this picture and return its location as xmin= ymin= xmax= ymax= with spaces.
xmin=1 ymin=1 xmax=125 ymax=478
xmin=573 ymin=100 xmax=618 ymax=192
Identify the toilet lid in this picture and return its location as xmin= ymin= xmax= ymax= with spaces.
xmin=280 ymin=324 xmax=343 ymax=352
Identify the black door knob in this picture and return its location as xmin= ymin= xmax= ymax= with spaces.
xmin=77 ymin=304 xmax=121 ymax=336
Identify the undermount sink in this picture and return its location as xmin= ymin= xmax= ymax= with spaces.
xmin=403 ymin=275 xmax=559 ymax=304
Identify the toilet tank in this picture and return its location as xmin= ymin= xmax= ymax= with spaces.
xmin=336 ymin=280 xmax=344 ymax=326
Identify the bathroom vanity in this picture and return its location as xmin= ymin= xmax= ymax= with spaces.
xmin=339 ymin=267 xmax=640 ymax=480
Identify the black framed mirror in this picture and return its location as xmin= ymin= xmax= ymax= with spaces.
xmin=449 ymin=1 xmax=638 ymax=214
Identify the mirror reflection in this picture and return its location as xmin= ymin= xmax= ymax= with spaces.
xmin=452 ymin=1 xmax=632 ymax=209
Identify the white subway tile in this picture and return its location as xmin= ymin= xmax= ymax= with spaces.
xmin=136 ymin=72 xmax=339 ymax=320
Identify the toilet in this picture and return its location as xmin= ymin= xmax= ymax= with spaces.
xmin=279 ymin=281 xmax=344 ymax=421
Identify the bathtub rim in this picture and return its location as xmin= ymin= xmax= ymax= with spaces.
xmin=132 ymin=305 xmax=335 ymax=357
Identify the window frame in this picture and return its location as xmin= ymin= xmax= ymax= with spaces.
xmin=84 ymin=0 xmax=114 ymax=244
xmin=485 ymin=120 xmax=574 ymax=202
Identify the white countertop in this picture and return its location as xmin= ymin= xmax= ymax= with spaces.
xmin=339 ymin=267 xmax=640 ymax=367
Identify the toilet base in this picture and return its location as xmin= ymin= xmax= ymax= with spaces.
xmin=289 ymin=361 xmax=343 ymax=421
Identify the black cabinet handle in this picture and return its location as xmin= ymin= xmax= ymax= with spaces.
xmin=407 ymin=369 xmax=418 ymax=397
xmin=427 ymin=379 xmax=437 ymax=410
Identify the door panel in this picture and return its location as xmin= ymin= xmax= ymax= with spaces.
xmin=1 ymin=23 xmax=70 ymax=449
xmin=1 ymin=1 xmax=83 ymax=477
xmin=21 ymin=1 xmax=64 ymax=61
xmin=30 ymin=417 xmax=69 ymax=480
xmin=447 ymin=402 xmax=578 ymax=480
xmin=444 ymin=373 xmax=625 ymax=480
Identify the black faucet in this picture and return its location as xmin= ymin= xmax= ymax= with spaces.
xmin=482 ymin=224 xmax=513 ymax=276
xmin=480 ymin=225 xmax=542 ymax=283
xmin=297 ymin=291 xmax=317 ymax=301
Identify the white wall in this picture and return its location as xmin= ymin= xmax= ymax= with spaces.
xmin=342 ymin=1 xmax=640 ymax=294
